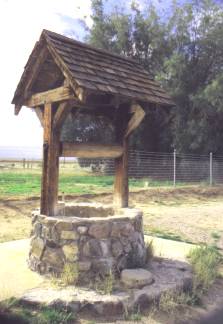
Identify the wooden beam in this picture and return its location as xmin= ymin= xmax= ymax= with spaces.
xmin=53 ymin=101 xmax=73 ymax=131
xmin=114 ymin=105 xmax=130 ymax=208
xmin=40 ymin=102 xmax=60 ymax=216
xmin=25 ymin=86 xmax=75 ymax=107
xmin=76 ymin=87 xmax=87 ymax=103
xmin=35 ymin=107 xmax=44 ymax=127
xmin=125 ymin=103 xmax=145 ymax=138
xmin=46 ymin=42 xmax=87 ymax=104
xmin=24 ymin=46 xmax=49 ymax=99
xmin=113 ymin=138 xmax=129 ymax=208
xmin=60 ymin=142 xmax=123 ymax=158
xmin=14 ymin=104 xmax=22 ymax=116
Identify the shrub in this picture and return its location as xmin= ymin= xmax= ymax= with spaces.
xmin=188 ymin=245 xmax=222 ymax=291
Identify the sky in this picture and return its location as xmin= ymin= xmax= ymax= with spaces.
xmin=0 ymin=0 xmax=92 ymax=148
xmin=0 ymin=0 xmax=220 ymax=148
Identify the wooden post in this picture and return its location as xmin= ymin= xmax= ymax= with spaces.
xmin=114 ymin=138 xmax=129 ymax=208
xmin=40 ymin=103 xmax=60 ymax=216
xmin=113 ymin=106 xmax=129 ymax=208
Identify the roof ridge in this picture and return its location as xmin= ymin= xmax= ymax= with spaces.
xmin=42 ymin=29 xmax=141 ymax=66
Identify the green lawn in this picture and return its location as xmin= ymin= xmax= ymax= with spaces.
xmin=0 ymin=167 xmax=182 ymax=198
xmin=0 ymin=170 xmax=114 ymax=197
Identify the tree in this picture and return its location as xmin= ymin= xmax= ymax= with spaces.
xmin=158 ymin=0 xmax=223 ymax=153
xmin=68 ymin=0 xmax=223 ymax=154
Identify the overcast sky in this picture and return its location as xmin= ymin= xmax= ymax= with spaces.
xmin=0 ymin=0 xmax=92 ymax=147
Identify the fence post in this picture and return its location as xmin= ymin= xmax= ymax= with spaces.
xmin=210 ymin=152 xmax=213 ymax=186
xmin=173 ymin=149 xmax=176 ymax=186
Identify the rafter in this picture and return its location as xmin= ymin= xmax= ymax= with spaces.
xmin=24 ymin=46 xmax=49 ymax=99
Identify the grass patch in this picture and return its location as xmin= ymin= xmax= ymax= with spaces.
xmin=158 ymin=289 xmax=198 ymax=314
xmin=0 ymin=298 xmax=75 ymax=324
xmin=145 ymin=239 xmax=154 ymax=263
xmin=51 ymin=263 xmax=79 ymax=287
xmin=0 ymin=167 xmax=191 ymax=198
xmin=187 ymin=245 xmax=222 ymax=291
xmin=60 ymin=263 xmax=79 ymax=286
xmin=93 ymin=270 xmax=114 ymax=295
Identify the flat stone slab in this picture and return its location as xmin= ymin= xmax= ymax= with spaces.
xmin=121 ymin=268 xmax=154 ymax=288
xmin=20 ymin=259 xmax=192 ymax=317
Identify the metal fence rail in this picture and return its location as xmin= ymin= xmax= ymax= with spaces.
xmin=1 ymin=149 xmax=223 ymax=186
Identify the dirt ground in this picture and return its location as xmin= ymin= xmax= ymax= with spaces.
xmin=1 ymin=185 xmax=223 ymax=323
xmin=1 ymin=185 xmax=223 ymax=245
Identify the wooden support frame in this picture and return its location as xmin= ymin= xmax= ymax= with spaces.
xmin=40 ymin=102 xmax=60 ymax=216
xmin=24 ymin=46 xmax=49 ymax=99
xmin=25 ymin=86 xmax=75 ymax=107
xmin=34 ymin=107 xmax=44 ymax=127
xmin=113 ymin=103 xmax=145 ymax=208
xmin=113 ymin=105 xmax=130 ymax=208
xmin=60 ymin=142 xmax=123 ymax=158
xmin=125 ymin=103 xmax=145 ymax=138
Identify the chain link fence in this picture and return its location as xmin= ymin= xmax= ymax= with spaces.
xmin=1 ymin=149 xmax=223 ymax=186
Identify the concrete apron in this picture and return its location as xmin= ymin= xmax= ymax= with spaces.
xmin=0 ymin=236 xmax=195 ymax=302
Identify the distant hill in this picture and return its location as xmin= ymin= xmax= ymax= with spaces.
xmin=0 ymin=146 xmax=42 ymax=160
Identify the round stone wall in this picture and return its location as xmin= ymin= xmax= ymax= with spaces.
xmin=29 ymin=203 xmax=146 ymax=280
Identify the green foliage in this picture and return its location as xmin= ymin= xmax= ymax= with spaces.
xmin=0 ymin=299 xmax=75 ymax=324
xmin=188 ymin=245 xmax=222 ymax=290
xmin=81 ymin=0 xmax=223 ymax=154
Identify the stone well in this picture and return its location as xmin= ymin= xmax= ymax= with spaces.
xmin=29 ymin=203 xmax=146 ymax=279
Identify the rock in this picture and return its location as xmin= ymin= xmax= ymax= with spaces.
xmin=111 ymin=222 xmax=122 ymax=237
xmin=33 ymin=222 xmax=42 ymax=237
xmin=82 ymin=239 xmax=102 ymax=257
xmin=41 ymin=247 xmax=64 ymax=268
xmin=121 ymin=223 xmax=134 ymax=237
xmin=100 ymin=240 xmax=110 ymax=257
xmin=63 ymin=243 xmax=78 ymax=262
xmin=117 ymin=255 xmax=128 ymax=271
xmin=30 ymin=237 xmax=45 ymax=259
xmin=89 ymin=223 xmax=110 ymax=239
xmin=78 ymin=261 xmax=91 ymax=271
xmin=111 ymin=222 xmax=134 ymax=237
xmin=60 ymin=230 xmax=79 ymax=240
xmin=77 ymin=226 xmax=88 ymax=235
xmin=111 ymin=240 xmax=123 ymax=257
xmin=121 ymin=269 xmax=154 ymax=288
xmin=41 ymin=225 xmax=51 ymax=240
xmin=56 ymin=221 xmax=73 ymax=231
xmin=124 ymin=243 xmax=132 ymax=253
xmin=120 ymin=237 xmax=129 ymax=246
xmin=92 ymin=258 xmax=113 ymax=276
xmin=134 ymin=216 xmax=143 ymax=232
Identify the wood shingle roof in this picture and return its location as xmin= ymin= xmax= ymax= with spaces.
xmin=12 ymin=29 xmax=173 ymax=107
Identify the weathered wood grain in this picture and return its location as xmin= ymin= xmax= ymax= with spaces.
xmin=113 ymin=105 xmax=130 ymax=208
xmin=125 ymin=103 xmax=145 ymax=138
xmin=25 ymin=86 xmax=75 ymax=107
xmin=24 ymin=46 xmax=49 ymax=99
xmin=35 ymin=107 xmax=44 ymax=127
xmin=60 ymin=142 xmax=123 ymax=158
xmin=40 ymin=102 xmax=60 ymax=216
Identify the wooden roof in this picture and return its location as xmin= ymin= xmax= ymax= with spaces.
xmin=12 ymin=29 xmax=173 ymax=107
